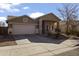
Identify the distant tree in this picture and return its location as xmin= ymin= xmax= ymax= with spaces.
xmin=2 ymin=22 xmax=5 ymax=27
xmin=57 ymin=4 xmax=79 ymax=34
xmin=0 ymin=21 xmax=6 ymax=27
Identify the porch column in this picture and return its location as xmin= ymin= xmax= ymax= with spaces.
xmin=49 ymin=22 xmax=54 ymax=32
xmin=55 ymin=21 xmax=60 ymax=34
xmin=39 ymin=19 xmax=42 ymax=34
xmin=56 ymin=21 xmax=59 ymax=29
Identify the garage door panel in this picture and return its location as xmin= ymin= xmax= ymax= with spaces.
xmin=12 ymin=24 xmax=35 ymax=34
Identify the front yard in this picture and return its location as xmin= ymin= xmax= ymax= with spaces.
xmin=0 ymin=35 xmax=17 ymax=47
xmin=0 ymin=34 xmax=78 ymax=56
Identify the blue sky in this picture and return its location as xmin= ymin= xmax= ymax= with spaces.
xmin=0 ymin=3 xmax=63 ymax=22
xmin=1 ymin=3 xmax=79 ymax=27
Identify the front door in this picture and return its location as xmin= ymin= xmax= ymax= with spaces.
xmin=42 ymin=21 xmax=49 ymax=34
xmin=42 ymin=21 xmax=45 ymax=34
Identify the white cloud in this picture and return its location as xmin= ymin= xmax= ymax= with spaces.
xmin=0 ymin=3 xmax=21 ymax=12
xmin=12 ymin=3 xmax=21 ymax=5
xmin=13 ymin=9 xmax=20 ymax=12
xmin=0 ymin=17 xmax=6 ymax=21
xmin=29 ymin=12 xmax=45 ymax=18
xmin=8 ymin=8 xmax=20 ymax=12
xmin=23 ymin=7 xmax=29 ymax=9
xmin=0 ymin=3 xmax=11 ymax=10
xmin=0 ymin=17 xmax=7 ymax=27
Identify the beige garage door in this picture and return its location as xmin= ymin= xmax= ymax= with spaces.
xmin=12 ymin=24 xmax=35 ymax=34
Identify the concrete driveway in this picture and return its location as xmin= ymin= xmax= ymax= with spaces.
xmin=0 ymin=34 xmax=79 ymax=56
xmin=13 ymin=34 xmax=67 ymax=44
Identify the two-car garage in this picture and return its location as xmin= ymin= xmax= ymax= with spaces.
xmin=12 ymin=24 xmax=36 ymax=34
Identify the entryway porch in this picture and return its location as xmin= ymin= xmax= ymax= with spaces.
xmin=42 ymin=20 xmax=60 ymax=35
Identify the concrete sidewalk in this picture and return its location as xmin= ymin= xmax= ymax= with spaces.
xmin=0 ymin=42 xmax=78 ymax=56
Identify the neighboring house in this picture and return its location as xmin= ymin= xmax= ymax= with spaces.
xmin=7 ymin=13 xmax=61 ymax=35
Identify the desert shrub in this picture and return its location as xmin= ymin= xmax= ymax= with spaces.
xmin=70 ymin=30 xmax=77 ymax=35
xmin=47 ymin=32 xmax=53 ymax=36
xmin=65 ymin=31 xmax=71 ymax=35
xmin=75 ymin=31 xmax=79 ymax=37
xmin=65 ymin=29 xmax=79 ymax=37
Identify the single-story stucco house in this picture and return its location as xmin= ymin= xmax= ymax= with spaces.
xmin=7 ymin=13 xmax=61 ymax=35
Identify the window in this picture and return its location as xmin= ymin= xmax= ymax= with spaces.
xmin=23 ymin=18 xmax=28 ymax=22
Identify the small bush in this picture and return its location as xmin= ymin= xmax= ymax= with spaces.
xmin=48 ymin=32 xmax=54 ymax=36
xmin=65 ymin=30 xmax=79 ymax=37
xmin=47 ymin=32 xmax=52 ymax=36
xmin=65 ymin=31 xmax=71 ymax=35
xmin=70 ymin=30 xmax=76 ymax=35
xmin=75 ymin=31 xmax=79 ymax=37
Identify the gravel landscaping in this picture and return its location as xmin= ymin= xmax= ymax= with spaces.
xmin=0 ymin=35 xmax=17 ymax=47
